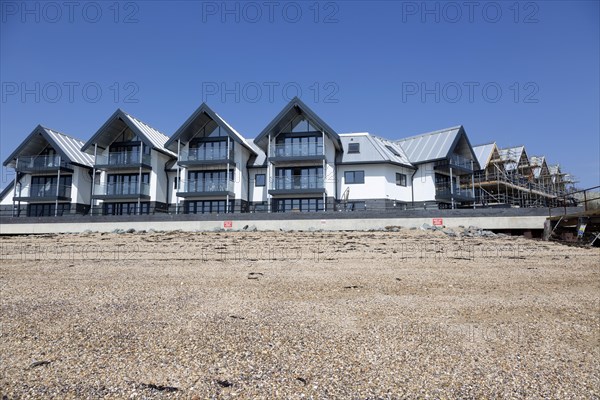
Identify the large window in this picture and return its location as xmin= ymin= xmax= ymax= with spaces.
xmin=274 ymin=134 xmax=323 ymax=157
xmin=396 ymin=173 xmax=407 ymax=187
xmin=344 ymin=170 xmax=364 ymax=184
xmin=273 ymin=198 xmax=324 ymax=212
xmin=27 ymin=203 xmax=70 ymax=217
xmin=185 ymin=200 xmax=233 ymax=214
xmin=188 ymin=138 xmax=231 ymax=161
xmin=30 ymin=175 xmax=72 ymax=198
xmin=104 ymin=202 xmax=149 ymax=215
xmin=187 ymin=170 xmax=233 ymax=192
xmin=106 ymin=173 xmax=149 ymax=195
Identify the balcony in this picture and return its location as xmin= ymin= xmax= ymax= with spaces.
xmin=268 ymin=175 xmax=326 ymax=196
xmin=15 ymin=155 xmax=72 ymax=173
xmin=95 ymin=151 xmax=152 ymax=170
xmin=176 ymin=179 xmax=235 ymax=198
xmin=435 ymin=185 xmax=475 ymax=202
xmin=13 ymin=183 xmax=72 ymax=201
xmin=434 ymin=154 xmax=474 ymax=173
xmin=269 ymin=144 xmax=325 ymax=164
xmin=92 ymin=182 xmax=150 ymax=199
xmin=178 ymin=148 xmax=234 ymax=167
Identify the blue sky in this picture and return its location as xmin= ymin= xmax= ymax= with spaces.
xmin=1 ymin=0 xmax=598 ymax=189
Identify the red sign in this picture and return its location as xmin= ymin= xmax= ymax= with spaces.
xmin=432 ymin=218 xmax=443 ymax=226
xmin=223 ymin=221 xmax=233 ymax=229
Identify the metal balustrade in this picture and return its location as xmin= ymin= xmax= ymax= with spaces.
xmin=93 ymin=182 xmax=150 ymax=196
xmin=273 ymin=143 xmax=324 ymax=158
xmin=95 ymin=151 xmax=151 ymax=166
xmin=16 ymin=183 xmax=72 ymax=198
xmin=179 ymin=179 xmax=234 ymax=193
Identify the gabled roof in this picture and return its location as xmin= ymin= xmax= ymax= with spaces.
xmin=254 ymin=97 xmax=342 ymax=151
xmin=548 ymin=164 xmax=561 ymax=176
xmin=3 ymin=125 xmax=94 ymax=168
xmin=529 ymin=156 xmax=548 ymax=179
xmin=164 ymin=103 xmax=255 ymax=154
xmin=472 ymin=142 xmax=498 ymax=170
xmin=498 ymin=146 xmax=529 ymax=172
xmin=396 ymin=125 xmax=478 ymax=166
xmin=498 ymin=146 xmax=527 ymax=163
xmin=339 ymin=133 xmax=413 ymax=168
xmin=81 ymin=109 xmax=175 ymax=157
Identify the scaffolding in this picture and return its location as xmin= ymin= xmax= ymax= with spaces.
xmin=467 ymin=147 xmax=577 ymax=208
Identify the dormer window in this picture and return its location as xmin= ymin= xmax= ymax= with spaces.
xmin=348 ymin=143 xmax=360 ymax=153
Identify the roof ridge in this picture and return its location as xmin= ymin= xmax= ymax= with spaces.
xmin=398 ymin=125 xmax=462 ymax=142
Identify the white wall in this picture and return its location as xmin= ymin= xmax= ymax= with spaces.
xmin=249 ymin=168 xmax=267 ymax=203
xmin=412 ymin=163 xmax=436 ymax=202
xmin=72 ymin=166 xmax=92 ymax=205
xmin=338 ymin=164 xmax=413 ymax=202
xmin=152 ymin=151 xmax=173 ymax=203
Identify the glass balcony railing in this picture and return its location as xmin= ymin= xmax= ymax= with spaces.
xmin=179 ymin=148 xmax=233 ymax=162
xmin=179 ymin=179 xmax=234 ymax=193
xmin=273 ymin=143 xmax=324 ymax=158
xmin=435 ymin=185 xmax=474 ymax=199
xmin=96 ymin=151 xmax=151 ymax=166
xmin=93 ymin=182 xmax=150 ymax=196
xmin=436 ymin=154 xmax=474 ymax=171
xmin=16 ymin=183 xmax=72 ymax=198
xmin=273 ymin=176 xmax=324 ymax=190
xmin=16 ymin=155 xmax=69 ymax=171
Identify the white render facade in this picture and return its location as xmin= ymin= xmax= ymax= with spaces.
xmin=1 ymin=98 xmax=574 ymax=217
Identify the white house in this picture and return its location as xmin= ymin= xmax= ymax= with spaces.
xmin=80 ymin=109 xmax=176 ymax=215
xmin=2 ymin=125 xmax=93 ymax=217
xmin=163 ymin=103 xmax=257 ymax=214
xmin=252 ymin=97 xmax=343 ymax=212
xmin=337 ymin=133 xmax=415 ymax=210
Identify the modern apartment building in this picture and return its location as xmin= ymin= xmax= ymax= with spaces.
xmin=80 ymin=109 xmax=176 ymax=215
xmin=2 ymin=125 xmax=93 ymax=216
xmin=0 ymin=98 xmax=575 ymax=217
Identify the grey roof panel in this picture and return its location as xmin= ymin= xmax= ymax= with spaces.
xmin=3 ymin=125 xmax=93 ymax=168
xmin=396 ymin=126 xmax=462 ymax=164
xmin=339 ymin=133 xmax=413 ymax=167
xmin=472 ymin=142 xmax=496 ymax=169
xmin=81 ymin=109 xmax=175 ymax=157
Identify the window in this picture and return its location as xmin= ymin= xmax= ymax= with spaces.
xmin=386 ymin=145 xmax=401 ymax=157
xmin=274 ymin=167 xmax=323 ymax=189
xmin=273 ymin=198 xmax=324 ymax=212
xmin=396 ymin=173 xmax=407 ymax=187
xmin=348 ymin=143 xmax=360 ymax=153
xmin=345 ymin=170 xmax=364 ymax=184
xmin=255 ymin=174 xmax=266 ymax=187
xmin=185 ymin=200 xmax=233 ymax=214
xmin=103 ymin=202 xmax=149 ymax=215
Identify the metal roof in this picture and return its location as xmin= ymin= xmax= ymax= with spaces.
xmin=81 ymin=109 xmax=175 ymax=157
xmin=164 ymin=103 xmax=255 ymax=154
xmin=339 ymin=133 xmax=413 ymax=168
xmin=3 ymin=125 xmax=94 ymax=168
xmin=254 ymin=97 xmax=342 ymax=151
xmin=396 ymin=125 xmax=466 ymax=164
xmin=472 ymin=142 xmax=497 ymax=169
